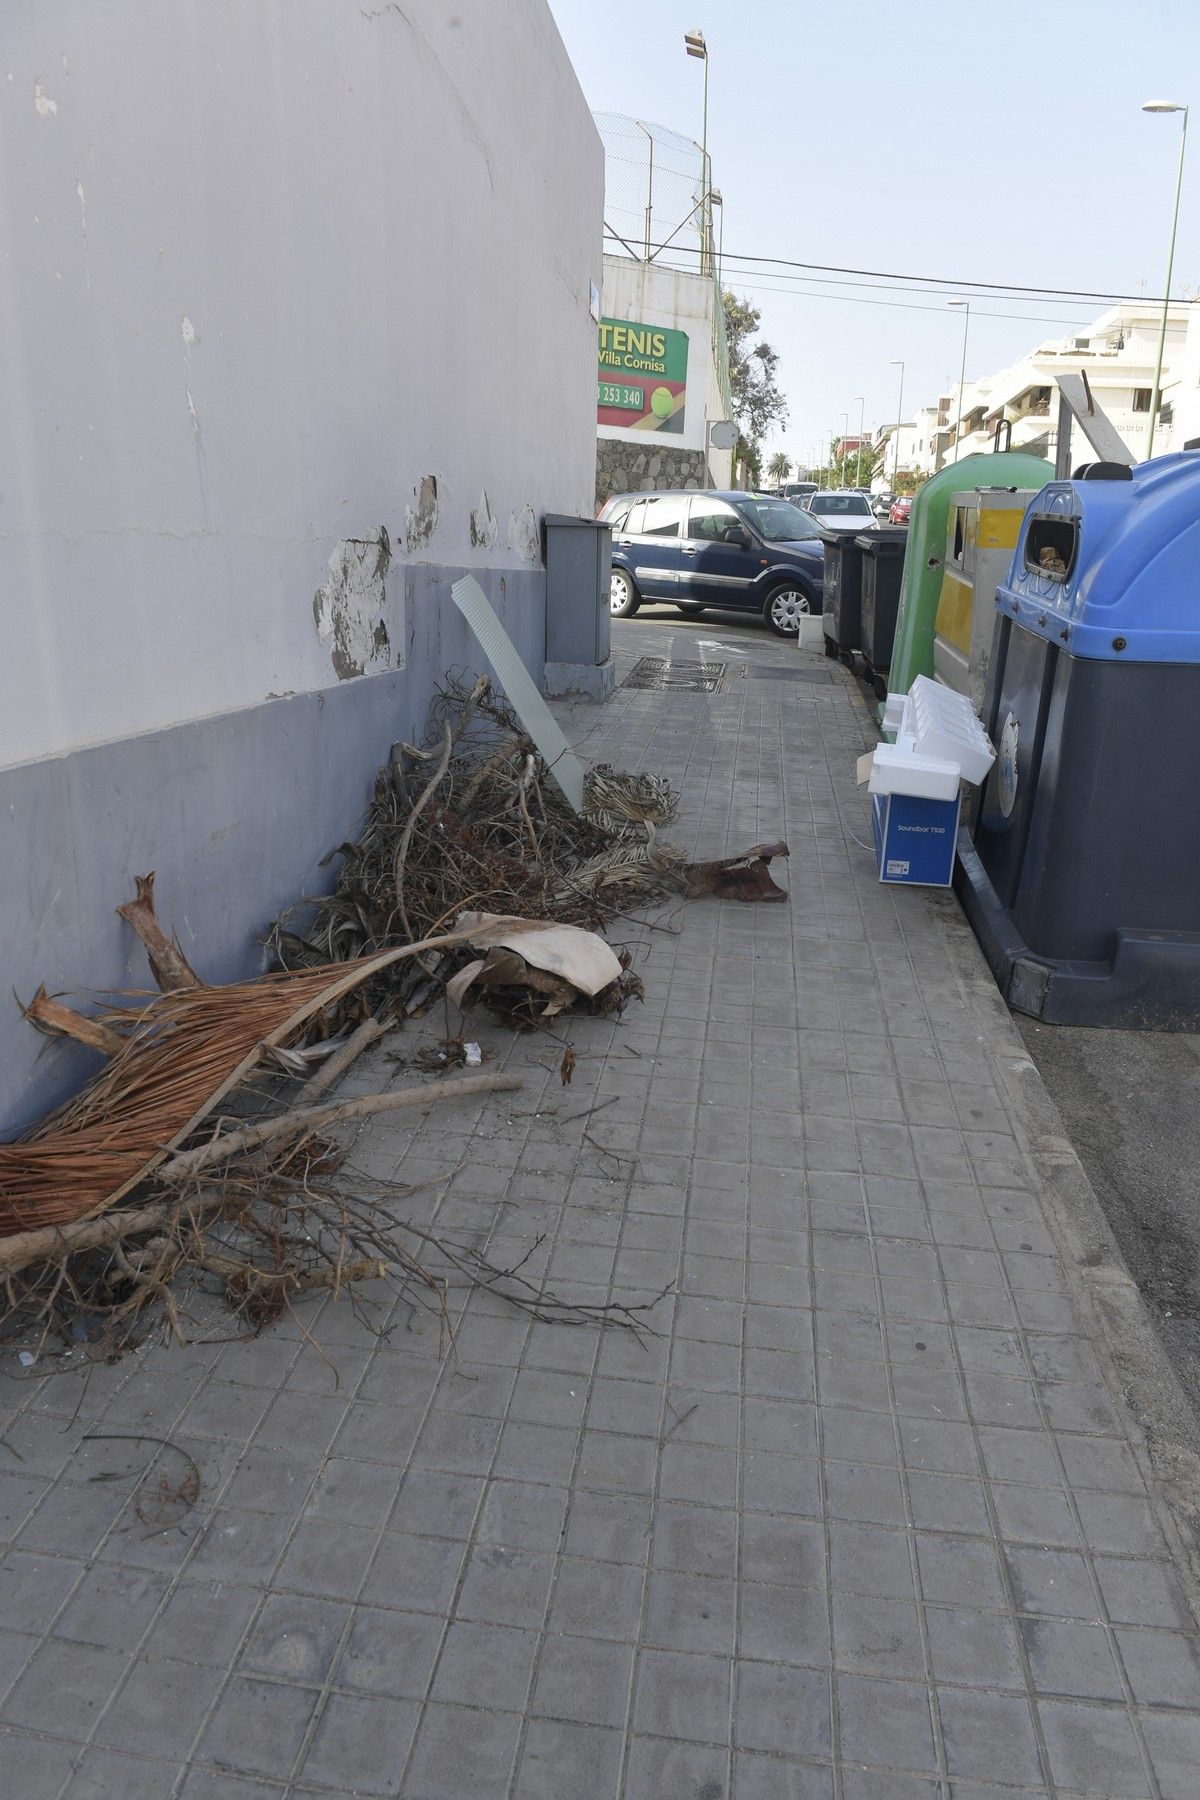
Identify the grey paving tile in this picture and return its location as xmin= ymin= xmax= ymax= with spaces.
xmin=733 ymin=1749 xmax=835 ymax=1797
xmin=1115 ymin=1626 xmax=1200 ymax=1709
xmin=337 ymin=1605 xmax=442 ymax=1700
xmin=0 ymin=1731 xmax=80 ymax=1800
xmin=937 ymin=1686 xmax=1045 ymax=1786
xmin=739 ymin=1580 xmax=829 ymax=1667
xmin=197 ymin=1674 xmax=319 ymax=1778
xmin=625 ymin=1733 xmax=731 ymax=1800
xmin=300 ymin=1690 xmax=417 ymax=1794
xmin=60 ymin=1747 xmax=185 ymax=1800
xmin=1139 ymin=1707 xmax=1200 ymax=1798
xmin=402 ymin=1701 xmax=520 ymax=1798
xmin=3 ymin=1638 xmax=128 ymax=1737
xmin=734 ymin=1660 xmax=832 ymax=1761
xmin=836 ymin=1673 xmax=938 ymax=1775
xmin=240 ymin=1593 xmax=349 ymax=1686
xmin=1021 ymin=1615 xmax=1125 ymax=1700
xmin=1036 ymin=1697 xmax=1151 ymax=1795
xmin=1095 ymin=1555 xmax=1197 ymax=1629
xmin=833 ymin=1591 xmax=926 ymax=1679
xmin=644 ymin=1568 xmax=736 ymax=1655
xmin=1004 ymin=1545 xmax=1100 ymax=1620
xmin=549 ymin=1556 xmax=644 ymax=1642
xmin=513 ymin=1718 xmax=623 ymax=1799
xmin=926 ymin=1604 xmax=1024 ymax=1691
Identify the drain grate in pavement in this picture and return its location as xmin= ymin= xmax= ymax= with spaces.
xmin=622 ymin=657 xmax=727 ymax=693
xmin=748 ymin=664 xmax=843 ymax=683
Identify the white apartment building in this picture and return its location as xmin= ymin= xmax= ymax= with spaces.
xmin=935 ymin=302 xmax=1192 ymax=468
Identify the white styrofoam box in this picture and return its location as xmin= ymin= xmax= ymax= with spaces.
xmin=905 ymin=676 xmax=995 ymax=785
xmin=867 ymin=742 xmax=962 ymax=802
xmin=796 ymin=614 xmax=825 ymax=651
xmin=881 ymin=693 xmax=906 ymax=734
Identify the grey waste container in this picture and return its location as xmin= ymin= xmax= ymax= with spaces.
xmin=820 ymin=532 xmax=869 ymax=659
xmin=543 ymin=514 xmax=611 ymax=667
xmin=955 ymin=454 xmax=1200 ymax=1028
xmin=856 ymin=527 xmax=909 ymax=697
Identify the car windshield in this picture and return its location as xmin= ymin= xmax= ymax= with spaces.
xmin=734 ymin=497 xmax=821 ymax=542
xmin=811 ymin=494 xmax=871 ymax=515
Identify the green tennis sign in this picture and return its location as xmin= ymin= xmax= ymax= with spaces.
xmin=597 ymin=316 xmax=689 ymax=435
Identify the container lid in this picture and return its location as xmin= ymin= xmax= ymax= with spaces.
xmin=854 ymin=527 xmax=908 ymax=551
xmin=996 ymin=453 xmax=1200 ymax=663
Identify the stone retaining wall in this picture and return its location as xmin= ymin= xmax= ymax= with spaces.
xmin=595 ymin=440 xmax=710 ymax=509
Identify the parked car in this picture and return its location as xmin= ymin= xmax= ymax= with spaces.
xmin=597 ymin=489 xmax=824 ymax=636
xmin=889 ymin=494 xmax=914 ymax=524
xmin=800 ymin=489 xmax=878 ymax=534
xmin=781 ymin=481 xmax=818 ymax=503
xmin=871 ymin=493 xmax=894 ymax=518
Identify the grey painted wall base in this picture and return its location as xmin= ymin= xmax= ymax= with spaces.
xmin=543 ymin=657 xmax=617 ymax=700
xmin=0 ymin=564 xmax=545 ymax=1136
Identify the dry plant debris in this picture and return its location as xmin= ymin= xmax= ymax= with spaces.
xmin=0 ymin=673 xmax=786 ymax=1364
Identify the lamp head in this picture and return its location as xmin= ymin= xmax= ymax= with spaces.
xmin=1143 ymin=99 xmax=1186 ymax=113
xmin=684 ymin=29 xmax=708 ymax=58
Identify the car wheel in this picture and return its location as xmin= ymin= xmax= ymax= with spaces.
xmin=763 ymin=583 xmax=812 ymax=637
xmin=610 ymin=568 xmax=640 ymax=617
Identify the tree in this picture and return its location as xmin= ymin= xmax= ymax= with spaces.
xmin=722 ymin=292 xmax=787 ymax=475
xmin=766 ymin=452 xmax=792 ymax=487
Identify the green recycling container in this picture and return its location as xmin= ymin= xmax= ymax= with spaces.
xmin=885 ymin=451 xmax=1052 ymax=708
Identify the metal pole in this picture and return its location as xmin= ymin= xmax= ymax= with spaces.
xmin=1147 ymin=106 xmax=1188 ymax=459
xmin=701 ymin=53 xmax=709 ymax=275
xmin=892 ymin=362 xmax=905 ymax=492
xmin=645 ymin=133 xmax=653 ymax=261
xmin=857 ymin=396 xmax=866 ymax=485
xmin=953 ymin=302 xmax=970 ymax=463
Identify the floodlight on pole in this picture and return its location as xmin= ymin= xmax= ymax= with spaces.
xmin=1141 ymin=99 xmax=1189 ymax=459
xmin=948 ymin=300 xmax=970 ymax=463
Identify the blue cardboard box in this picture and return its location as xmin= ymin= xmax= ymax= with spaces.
xmin=871 ymin=790 xmax=961 ymax=887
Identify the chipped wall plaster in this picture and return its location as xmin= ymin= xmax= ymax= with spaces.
xmin=312 ymin=527 xmax=399 ymax=680
xmin=405 ymin=474 xmax=439 ymax=552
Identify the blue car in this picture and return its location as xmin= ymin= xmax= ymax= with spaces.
xmin=597 ymin=489 xmax=825 ymax=637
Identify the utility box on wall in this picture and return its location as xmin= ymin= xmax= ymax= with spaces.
xmin=543 ymin=514 xmax=615 ymax=699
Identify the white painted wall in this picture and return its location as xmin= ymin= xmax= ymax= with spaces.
xmin=0 ymin=0 xmax=603 ymax=769
xmin=598 ymin=256 xmax=733 ymax=480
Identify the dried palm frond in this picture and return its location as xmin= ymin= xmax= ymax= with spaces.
xmin=0 ymin=935 xmax=476 ymax=1238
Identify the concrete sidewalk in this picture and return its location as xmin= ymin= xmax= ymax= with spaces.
xmin=1 ymin=614 xmax=1199 ymax=1798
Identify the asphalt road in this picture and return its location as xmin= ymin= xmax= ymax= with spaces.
xmin=1018 ymin=1018 xmax=1200 ymax=1415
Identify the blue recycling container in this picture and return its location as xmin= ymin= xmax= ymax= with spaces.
xmin=955 ymin=452 xmax=1200 ymax=1027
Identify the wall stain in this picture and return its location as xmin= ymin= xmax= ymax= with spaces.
xmin=313 ymin=527 xmax=397 ymax=680
xmin=507 ymin=503 xmax=541 ymax=564
xmin=470 ymin=489 xmax=498 ymax=549
xmin=405 ymin=474 xmax=439 ymax=552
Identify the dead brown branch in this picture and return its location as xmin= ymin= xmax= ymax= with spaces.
xmin=21 ymin=988 xmax=127 ymax=1058
xmin=302 ymin=1014 xmax=389 ymax=1102
xmin=159 ymin=1071 xmax=521 ymax=1181
xmin=116 ymin=873 xmax=204 ymax=992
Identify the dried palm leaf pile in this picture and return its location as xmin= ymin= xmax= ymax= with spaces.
xmin=267 ymin=675 xmax=789 ymax=1026
xmin=0 ymin=674 xmax=786 ymax=1364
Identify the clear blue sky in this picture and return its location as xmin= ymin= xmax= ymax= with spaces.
xmin=548 ymin=0 xmax=1199 ymax=467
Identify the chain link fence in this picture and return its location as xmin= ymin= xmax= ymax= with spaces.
xmin=595 ymin=112 xmax=735 ymax=430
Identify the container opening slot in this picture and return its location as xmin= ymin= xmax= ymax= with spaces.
xmin=1025 ymin=516 xmax=1076 ymax=582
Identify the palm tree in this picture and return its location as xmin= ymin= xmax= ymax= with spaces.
xmin=766 ymin=452 xmax=792 ymax=488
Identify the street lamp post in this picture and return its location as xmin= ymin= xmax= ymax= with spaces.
xmin=684 ymin=30 xmax=710 ymax=273
xmin=1142 ymin=100 xmax=1189 ymax=459
xmin=889 ymin=359 xmax=905 ymax=493
xmin=948 ymin=299 xmax=970 ymax=463
xmin=853 ymin=394 xmax=865 ymax=486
